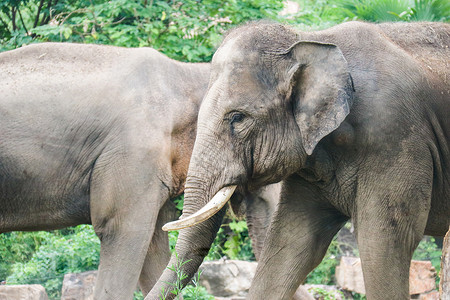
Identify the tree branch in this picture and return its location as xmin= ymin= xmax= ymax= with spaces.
xmin=40 ymin=0 xmax=52 ymax=25
xmin=34 ymin=0 xmax=45 ymax=28
xmin=12 ymin=7 xmax=17 ymax=31
xmin=17 ymin=8 xmax=29 ymax=33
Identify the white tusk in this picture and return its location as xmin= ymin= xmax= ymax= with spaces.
xmin=162 ymin=185 xmax=237 ymax=231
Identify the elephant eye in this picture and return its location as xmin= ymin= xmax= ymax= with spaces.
xmin=225 ymin=111 xmax=249 ymax=136
xmin=230 ymin=112 xmax=245 ymax=124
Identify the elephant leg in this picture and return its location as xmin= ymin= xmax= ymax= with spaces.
xmin=248 ymin=177 xmax=347 ymax=300
xmin=90 ymin=158 xmax=167 ymax=300
xmin=246 ymin=188 xmax=276 ymax=260
xmin=138 ymin=198 xmax=178 ymax=295
xmin=246 ymin=185 xmax=314 ymax=300
xmin=354 ymin=161 xmax=432 ymax=300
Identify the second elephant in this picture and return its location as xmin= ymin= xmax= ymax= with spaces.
xmin=0 ymin=43 xmax=209 ymax=300
xmin=0 ymin=43 xmax=294 ymax=300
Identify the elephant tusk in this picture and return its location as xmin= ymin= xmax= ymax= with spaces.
xmin=162 ymin=185 xmax=237 ymax=231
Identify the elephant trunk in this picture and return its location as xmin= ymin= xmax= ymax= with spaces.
xmin=145 ymin=209 xmax=225 ymax=300
xmin=146 ymin=140 xmax=232 ymax=299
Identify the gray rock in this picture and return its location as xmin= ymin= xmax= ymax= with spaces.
xmin=335 ymin=256 xmax=365 ymax=294
xmin=198 ymin=259 xmax=257 ymax=297
xmin=335 ymin=256 xmax=437 ymax=296
xmin=0 ymin=284 xmax=48 ymax=300
xmin=60 ymin=270 xmax=97 ymax=300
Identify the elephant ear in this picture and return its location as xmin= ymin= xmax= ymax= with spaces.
xmin=283 ymin=41 xmax=354 ymax=155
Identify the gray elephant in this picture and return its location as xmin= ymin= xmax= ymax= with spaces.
xmin=0 ymin=43 xmax=210 ymax=299
xmin=148 ymin=21 xmax=450 ymax=300
xmin=0 ymin=43 xmax=295 ymax=300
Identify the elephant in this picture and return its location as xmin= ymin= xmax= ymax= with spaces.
xmin=0 ymin=43 xmax=302 ymax=300
xmin=0 ymin=43 xmax=210 ymax=300
xmin=147 ymin=21 xmax=450 ymax=300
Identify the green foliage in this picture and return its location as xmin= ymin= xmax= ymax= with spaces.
xmin=169 ymin=197 xmax=254 ymax=261
xmin=0 ymin=231 xmax=51 ymax=280
xmin=283 ymin=0 xmax=345 ymax=30
xmin=164 ymin=252 xmax=191 ymax=299
xmin=351 ymin=292 xmax=367 ymax=300
xmin=4 ymin=225 xmax=100 ymax=299
xmin=307 ymin=286 xmax=345 ymax=300
xmin=0 ymin=0 xmax=284 ymax=60
xmin=181 ymin=285 xmax=215 ymax=300
xmin=337 ymin=0 xmax=450 ymax=22
xmin=305 ymin=239 xmax=341 ymax=285
xmin=159 ymin=253 xmax=214 ymax=300
xmin=205 ymin=218 xmax=254 ymax=261
xmin=134 ymin=290 xmax=145 ymax=300
xmin=169 ymin=217 xmax=254 ymax=261
xmin=284 ymin=0 xmax=450 ymax=31
xmin=182 ymin=271 xmax=215 ymax=300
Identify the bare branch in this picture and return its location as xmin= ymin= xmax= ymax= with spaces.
xmin=11 ymin=7 xmax=16 ymax=31
xmin=34 ymin=0 xmax=45 ymax=28
xmin=17 ymin=8 xmax=29 ymax=34
xmin=40 ymin=0 xmax=52 ymax=25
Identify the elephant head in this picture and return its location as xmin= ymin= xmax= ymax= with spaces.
xmin=147 ymin=22 xmax=353 ymax=299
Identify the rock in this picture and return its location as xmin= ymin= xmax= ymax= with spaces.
xmin=199 ymin=259 xmax=257 ymax=297
xmin=0 ymin=284 xmax=48 ymax=300
xmin=409 ymin=261 xmax=436 ymax=295
xmin=336 ymin=226 xmax=357 ymax=257
xmin=335 ymin=256 xmax=365 ymax=294
xmin=293 ymin=285 xmax=315 ymax=300
xmin=336 ymin=257 xmax=437 ymax=295
xmin=60 ymin=270 xmax=97 ymax=300
xmin=441 ymin=228 xmax=450 ymax=300
xmin=413 ymin=290 xmax=440 ymax=300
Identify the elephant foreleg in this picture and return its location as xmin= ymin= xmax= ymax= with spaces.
xmin=354 ymin=158 xmax=432 ymax=300
xmin=246 ymin=184 xmax=314 ymax=300
xmin=90 ymin=157 xmax=167 ymax=300
xmin=247 ymin=177 xmax=348 ymax=300
xmin=138 ymin=198 xmax=178 ymax=295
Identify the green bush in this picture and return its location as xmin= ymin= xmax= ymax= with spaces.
xmin=4 ymin=225 xmax=100 ymax=299
xmin=337 ymin=0 xmax=450 ymax=22
xmin=306 ymin=286 xmax=345 ymax=300
xmin=204 ymin=218 xmax=254 ymax=261
xmin=283 ymin=0 xmax=450 ymax=32
xmin=0 ymin=231 xmax=51 ymax=281
xmin=305 ymin=239 xmax=341 ymax=285
xmin=0 ymin=0 xmax=284 ymax=60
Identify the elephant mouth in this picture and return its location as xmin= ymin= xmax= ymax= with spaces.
xmin=162 ymin=185 xmax=237 ymax=231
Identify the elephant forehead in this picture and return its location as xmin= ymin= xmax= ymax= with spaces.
xmin=213 ymin=35 xmax=260 ymax=68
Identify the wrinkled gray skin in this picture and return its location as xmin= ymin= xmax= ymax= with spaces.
xmin=0 ymin=43 xmax=210 ymax=300
xmin=148 ymin=21 xmax=450 ymax=300
xmin=245 ymin=184 xmax=313 ymax=300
